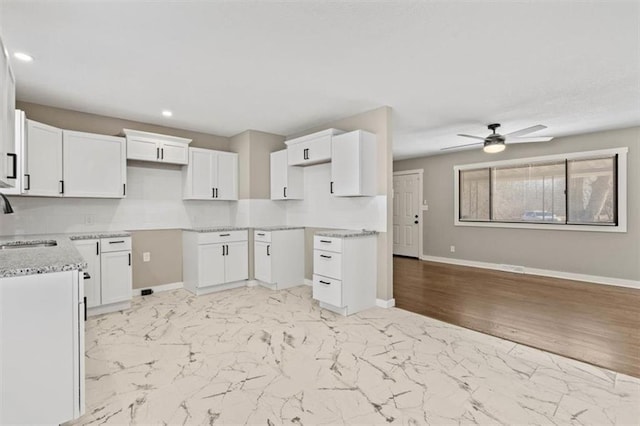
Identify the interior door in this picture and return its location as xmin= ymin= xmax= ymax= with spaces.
xmin=254 ymin=241 xmax=273 ymax=283
xmin=224 ymin=241 xmax=248 ymax=283
xmin=24 ymin=120 xmax=63 ymax=197
xmin=74 ymin=239 xmax=102 ymax=308
xmin=100 ymin=251 xmax=132 ymax=305
xmin=393 ymin=173 xmax=420 ymax=257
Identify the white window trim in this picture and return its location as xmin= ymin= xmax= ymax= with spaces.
xmin=453 ymin=147 xmax=628 ymax=233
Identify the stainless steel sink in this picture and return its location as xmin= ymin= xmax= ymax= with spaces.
xmin=0 ymin=241 xmax=58 ymax=250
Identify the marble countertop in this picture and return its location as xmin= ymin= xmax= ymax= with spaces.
xmin=0 ymin=231 xmax=130 ymax=278
xmin=315 ymin=229 xmax=378 ymax=238
xmin=254 ymin=226 xmax=305 ymax=232
xmin=183 ymin=226 xmax=250 ymax=233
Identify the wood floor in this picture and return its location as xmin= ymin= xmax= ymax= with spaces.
xmin=393 ymin=256 xmax=640 ymax=378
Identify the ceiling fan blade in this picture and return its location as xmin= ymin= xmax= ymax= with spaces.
xmin=457 ymin=134 xmax=485 ymax=140
xmin=506 ymin=136 xmax=554 ymax=144
xmin=505 ymin=124 xmax=547 ymax=138
xmin=441 ymin=142 xmax=483 ymax=151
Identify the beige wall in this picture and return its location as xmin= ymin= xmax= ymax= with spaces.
xmin=229 ymin=130 xmax=286 ymax=199
xmin=291 ymin=107 xmax=394 ymax=300
xmin=394 ymin=126 xmax=640 ymax=281
xmin=131 ymin=229 xmax=183 ymax=289
xmin=16 ymin=101 xmax=230 ymax=151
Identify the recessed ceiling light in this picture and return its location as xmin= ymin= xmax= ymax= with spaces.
xmin=13 ymin=52 xmax=33 ymax=62
xmin=162 ymin=110 xmax=173 ymax=117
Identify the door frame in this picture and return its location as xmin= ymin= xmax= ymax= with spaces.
xmin=393 ymin=169 xmax=424 ymax=259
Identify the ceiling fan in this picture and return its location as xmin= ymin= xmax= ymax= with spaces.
xmin=442 ymin=123 xmax=553 ymax=153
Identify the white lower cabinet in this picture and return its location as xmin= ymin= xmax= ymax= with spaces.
xmin=0 ymin=270 xmax=84 ymax=424
xmin=73 ymin=236 xmax=132 ymax=315
xmin=312 ymin=233 xmax=377 ymax=316
xmin=254 ymin=228 xmax=305 ymax=289
xmin=183 ymin=229 xmax=249 ymax=295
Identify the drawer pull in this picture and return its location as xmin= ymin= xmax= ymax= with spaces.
xmin=257 ymin=233 xmax=265 ymax=236
xmin=320 ymin=254 xmax=332 ymax=259
xmin=319 ymin=240 xmax=331 ymax=243
xmin=219 ymin=233 xmax=231 ymax=237
xmin=109 ymin=240 xmax=125 ymax=244
xmin=319 ymin=280 xmax=331 ymax=285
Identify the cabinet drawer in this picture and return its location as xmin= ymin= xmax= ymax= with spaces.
xmin=254 ymin=230 xmax=271 ymax=243
xmin=313 ymin=236 xmax=342 ymax=253
xmin=312 ymin=274 xmax=343 ymax=307
xmin=197 ymin=230 xmax=247 ymax=244
xmin=313 ymin=250 xmax=342 ymax=280
xmin=100 ymin=237 xmax=131 ymax=253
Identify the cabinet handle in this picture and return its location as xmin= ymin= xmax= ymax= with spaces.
xmin=215 ymin=188 xmax=218 ymax=198
xmin=330 ymin=181 xmax=334 ymax=194
xmin=83 ymin=272 xmax=91 ymax=280
xmin=123 ymin=183 xmax=126 ymax=196
xmin=128 ymin=253 xmax=131 ymax=266
xmin=161 ymin=148 xmax=164 ymax=160
xmin=109 ymin=240 xmax=125 ymax=244
xmin=96 ymin=241 xmax=99 ymax=255
xmin=257 ymin=233 xmax=265 ymax=236
xmin=267 ymin=245 xmax=270 ymax=256
xmin=320 ymin=254 xmax=332 ymax=259
xmin=157 ymin=147 xmax=160 ymax=160
xmin=24 ymin=174 xmax=30 ymax=190
xmin=212 ymin=188 xmax=215 ymax=198
xmin=284 ymin=187 xmax=287 ymax=198
xmin=319 ymin=240 xmax=332 ymax=243
xmin=84 ymin=296 xmax=87 ymax=321
xmin=6 ymin=153 xmax=16 ymax=179
xmin=319 ymin=280 xmax=331 ymax=285
xmin=219 ymin=233 xmax=230 ymax=237
xmin=222 ymin=245 xmax=225 ymax=256
xmin=59 ymin=180 xmax=64 ymax=194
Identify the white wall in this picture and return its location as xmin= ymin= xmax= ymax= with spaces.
xmin=0 ymin=163 xmax=233 ymax=235
xmin=286 ymin=163 xmax=386 ymax=231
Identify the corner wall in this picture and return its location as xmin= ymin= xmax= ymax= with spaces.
xmin=394 ymin=126 xmax=640 ymax=282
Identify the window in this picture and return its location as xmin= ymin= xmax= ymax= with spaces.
xmin=454 ymin=148 xmax=627 ymax=232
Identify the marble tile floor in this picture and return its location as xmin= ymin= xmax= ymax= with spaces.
xmin=69 ymin=286 xmax=640 ymax=425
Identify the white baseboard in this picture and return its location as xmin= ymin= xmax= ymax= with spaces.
xmin=304 ymin=278 xmax=313 ymax=286
xmin=132 ymin=281 xmax=183 ymax=297
xmin=376 ymin=298 xmax=395 ymax=308
xmin=246 ymin=279 xmax=259 ymax=287
xmin=419 ymin=255 xmax=640 ymax=290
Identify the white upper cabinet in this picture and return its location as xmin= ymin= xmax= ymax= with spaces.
xmin=286 ymin=128 xmax=344 ymax=166
xmin=0 ymin=36 xmax=16 ymax=189
xmin=270 ymin=149 xmax=303 ymax=200
xmin=331 ymin=130 xmax=377 ymax=197
xmin=63 ymin=131 xmax=126 ymax=198
xmin=124 ymin=129 xmax=191 ymax=165
xmin=183 ymin=147 xmax=238 ymax=200
xmin=0 ymin=110 xmax=24 ymax=196
xmin=23 ymin=119 xmax=64 ymax=197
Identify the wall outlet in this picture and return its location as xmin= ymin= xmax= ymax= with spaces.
xmin=450 ymin=245 xmax=456 ymax=253
xmin=84 ymin=214 xmax=95 ymax=225
xmin=143 ymin=252 xmax=151 ymax=262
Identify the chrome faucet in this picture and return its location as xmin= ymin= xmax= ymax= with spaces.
xmin=1 ymin=193 xmax=14 ymax=214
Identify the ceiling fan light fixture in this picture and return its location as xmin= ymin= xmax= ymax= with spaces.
xmin=483 ymin=141 xmax=505 ymax=153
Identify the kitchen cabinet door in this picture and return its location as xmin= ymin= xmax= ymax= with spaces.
xmin=101 ymin=251 xmax=132 ymax=305
xmin=331 ymin=130 xmax=376 ymax=197
xmin=23 ymin=119 xmax=63 ymax=197
xmin=63 ymin=131 xmax=126 ymax=198
xmin=0 ymin=39 xmax=15 ymax=189
xmin=216 ymin=151 xmax=238 ymax=200
xmin=188 ymin=149 xmax=214 ymax=199
xmin=126 ymin=137 xmax=159 ymax=162
xmin=74 ymin=239 xmax=102 ymax=308
xmin=159 ymin=141 xmax=188 ymax=165
xmin=254 ymin=241 xmax=273 ymax=283
xmin=198 ymin=243 xmax=225 ymax=287
xmin=224 ymin=241 xmax=248 ymax=283
xmin=270 ymin=149 xmax=303 ymax=200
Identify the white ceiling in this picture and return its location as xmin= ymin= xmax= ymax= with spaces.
xmin=1 ymin=1 xmax=639 ymax=159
